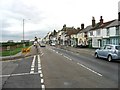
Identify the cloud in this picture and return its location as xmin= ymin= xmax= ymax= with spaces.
xmin=0 ymin=0 xmax=45 ymax=30
xmin=1 ymin=0 xmax=119 ymax=42
xmin=1 ymin=29 xmax=50 ymax=42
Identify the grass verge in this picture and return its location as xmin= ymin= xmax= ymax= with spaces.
xmin=0 ymin=46 xmax=31 ymax=57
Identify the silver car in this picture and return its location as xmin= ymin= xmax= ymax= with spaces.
xmin=95 ymin=44 xmax=120 ymax=61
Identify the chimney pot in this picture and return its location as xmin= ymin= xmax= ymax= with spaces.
xmin=100 ymin=16 xmax=103 ymax=24
xmin=92 ymin=16 xmax=95 ymax=27
xmin=81 ymin=24 xmax=84 ymax=29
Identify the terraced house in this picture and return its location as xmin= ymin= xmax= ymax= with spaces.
xmin=88 ymin=16 xmax=118 ymax=48
xmin=44 ymin=13 xmax=120 ymax=48
xmin=103 ymin=19 xmax=120 ymax=46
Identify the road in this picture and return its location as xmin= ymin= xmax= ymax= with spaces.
xmin=0 ymin=45 xmax=120 ymax=89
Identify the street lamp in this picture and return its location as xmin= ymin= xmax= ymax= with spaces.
xmin=23 ymin=19 xmax=25 ymax=42
xmin=22 ymin=19 xmax=30 ymax=47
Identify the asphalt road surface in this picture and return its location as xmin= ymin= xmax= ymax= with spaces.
xmin=1 ymin=45 xmax=120 ymax=89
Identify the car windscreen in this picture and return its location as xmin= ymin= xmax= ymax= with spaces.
xmin=115 ymin=46 xmax=120 ymax=50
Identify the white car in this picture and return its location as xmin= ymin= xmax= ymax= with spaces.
xmin=51 ymin=43 xmax=56 ymax=46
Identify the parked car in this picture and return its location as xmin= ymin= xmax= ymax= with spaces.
xmin=51 ymin=42 xmax=56 ymax=46
xmin=40 ymin=43 xmax=46 ymax=47
xmin=95 ymin=44 xmax=120 ymax=61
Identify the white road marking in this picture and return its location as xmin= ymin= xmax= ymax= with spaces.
xmin=38 ymin=67 xmax=41 ymax=70
xmin=31 ymin=66 xmax=34 ymax=68
xmin=31 ymin=68 xmax=34 ymax=71
xmin=37 ymin=55 xmax=45 ymax=90
xmin=1 ymin=59 xmax=22 ymax=62
xmin=41 ymin=85 xmax=45 ymax=90
xmin=0 ymin=72 xmax=39 ymax=78
xmin=41 ymin=79 xmax=44 ymax=83
xmin=38 ymin=64 xmax=41 ymax=67
xmin=41 ymin=53 xmax=44 ymax=56
xmin=38 ymin=70 xmax=42 ymax=73
xmin=38 ymin=55 xmax=42 ymax=74
xmin=30 ymin=71 xmax=34 ymax=74
xmin=40 ymin=74 xmax=43 ymax=78
xmin=77 ymin=63 xmax=102 ymax=76
xmin=69 ymin=58 xmax=72 ymax=61
xmin=63 ymin=55 xmax=72 ymax=61
xmin=30 ymin=55 xmax=36 ymax=73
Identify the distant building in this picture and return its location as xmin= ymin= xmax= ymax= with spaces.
xmin=21 ymin=40 xmax=30 ymax=43
xmin=7 ymin=40 xmax=14 ymax=43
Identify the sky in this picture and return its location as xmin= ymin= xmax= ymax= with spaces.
xmin=0 ymin=0 xmax=120 ymax=42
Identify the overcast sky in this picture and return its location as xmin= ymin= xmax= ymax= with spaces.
xmin=1 ymin=0 xmax=120 ymax=42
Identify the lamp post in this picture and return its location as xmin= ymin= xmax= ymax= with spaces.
xmin=22 ymin=19 xmax=30 ymax=47
xmin=23 ymin=19 xmax=25 ymax=42
xmin=22 ymin=19 xmax=25 ymax=47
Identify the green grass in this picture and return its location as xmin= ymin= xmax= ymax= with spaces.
xmin=0 ymin=45 xmax=31 ymax=57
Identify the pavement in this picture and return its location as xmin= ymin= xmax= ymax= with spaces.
xmin=55 ymin=45 xmax=95 ymax=56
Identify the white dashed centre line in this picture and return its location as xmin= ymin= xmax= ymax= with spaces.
xmin=40 ymin=73 xmax=43 ymax=78
xmin=77 ymin=63 xmax=102 ymax=76
xmin=41 ymin=79 xmax=44 ymax=83
xmin=41 ymin=85 xmax=45 ymax=90
xmin=37 ymin=54 xmax=45 ymax=90
xmin=30 ymin=55 xmax=36 ymax=74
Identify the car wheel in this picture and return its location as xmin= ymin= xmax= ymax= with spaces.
xmin=108 ymin=55 xmax=112 ymax=62
xmin=95 ymin=53 xmax=98 ymax=58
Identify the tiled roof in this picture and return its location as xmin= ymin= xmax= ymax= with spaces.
xmin=106 ymin=19 xmax=120 ymax=28
xmin=90 ymin=19 xmax=115 ymax=31
xmin=79 ymin=25 xmax=93 ymax=33
xmin=65 ymin=28 xmax=79 ymax=36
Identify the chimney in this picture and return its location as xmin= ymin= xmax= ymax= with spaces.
xmin=77 ymin=27 xmax=80 ymax=30
xmin=118 ymin=12 xmax=120 ymax=21
xmin=100 ymin=16 xmax=103 ymax=24
xmin=63 ymin=24 xmax=66 ymax=28
xmin=81 ymin=23 xmax=84 ymax=29
xmin=92 ymin=17 xmax=95 ymax=27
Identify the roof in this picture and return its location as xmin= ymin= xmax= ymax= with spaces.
xmin=106 ymin=19 xmax=120 ymax=28
xmin=90 ymin=19 xmax=115 ymax=31
xmin=79 ymin=25 xmax=93 ymax=33
xmin=61 ymin=27 xmax=74 ymax=31
xmin=65 ymin=27 xmax=79 ymax=36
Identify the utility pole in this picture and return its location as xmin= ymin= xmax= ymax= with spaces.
xmin=23 ymin=19 xmax=24 ymax=41
xmin=23 ymin=19 xmax=25 ymax=47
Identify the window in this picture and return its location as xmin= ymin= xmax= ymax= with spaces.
xmin=116 ymin=26 xmax=119 ymax=35
xmin=107 ymin=28 xmax=109 ymax=36
xmin=105 ymin=45 xmax=112 ymax=50
xmin=90 ymin=31 xmax=93 ymax=36
xmin=116 ymin=46 xmax=120 ymax=50
xmin=96 ymin=29 xmax=101 ymax=35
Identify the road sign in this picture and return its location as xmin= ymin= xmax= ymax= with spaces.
xmin=22 ymin=47 xmax=31 ymax=53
